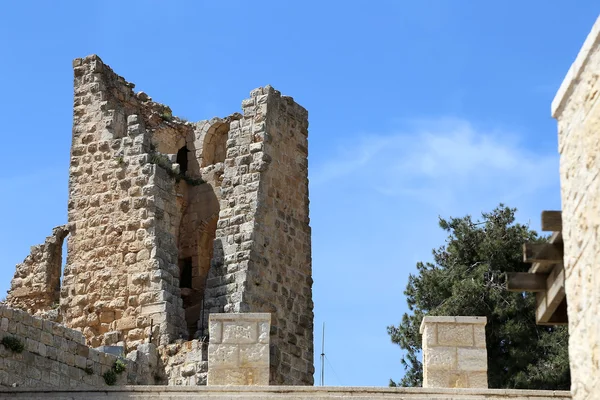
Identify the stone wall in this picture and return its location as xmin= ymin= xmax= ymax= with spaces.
xmin=0 ymin=386 xmax=572 ymax=400
xmin=159 ymin=339 xmax=208 ymax=386
xmin=204 ymin=87 xmax=313 ymax=385
xmin=207 ymin=313 xmax=270 ymax=385
xmin=63 ymin=55 xmax=188 ymax=349
xmin=420 ymin=316 xmax=488 ymax=389
xmin=7 ymin=54 xmax=313 ymax=386
xmin=0 ymin=304 xmax=144 ymax=388
xmin=6 ymin=225 xmax=69 ymax=317
xmin=551 ymin=14 xmax=600 ymax=400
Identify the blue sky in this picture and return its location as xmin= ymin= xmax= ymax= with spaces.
xmin=0 ymin=0 xmax=597 ymax=387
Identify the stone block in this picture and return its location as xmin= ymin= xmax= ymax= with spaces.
xmin=421 ymin=324 xmax=436 ymax=348
xmin=468 ymin=371 xmax=489 ymax=388
xmin=210 ymin=321 xmax=222 ymax=344
xmin=209 ymin=344 xmax=239 ymax=368
xmin=239 ymin=343 xmax=269 ymax=365
xmin=208 ymin=366 xmax=269 ymax=386
xmin=208 ymin=313 xmax=271 ymax=385
xmin=420 ymin=315 xmax=488 ymax=389
xmin=222 ymin=321 xmax=257 ymax=344
xmin=457 ymin=348 xmax=487 ymax=371
xmin=437 ymin=324 xmax=473 ymax=347
xmin=425 ymin=346 xmax=456 ymax=370
xmin=473 ymin=325 xmax=486 ymax=348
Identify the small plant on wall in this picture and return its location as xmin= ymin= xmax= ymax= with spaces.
xmin=103 ymin=358 xmax=127 ymax=386
xmin=1 ymin=336 xmax=24 ymax=353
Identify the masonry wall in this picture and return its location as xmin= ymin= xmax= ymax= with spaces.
xmin=204 ymin=86 xmax=313 ymax=385
xmin=551 ymin=15 xmax=600 ymax=400
xmin=248 ymin=89 xmax=313 ymax=385
xmin=6 ymin=226 xmax=69 ymax=318
xmin=7 ymin=54 xmax=314 ymax=386
xmin=63 ymin=55 xmax=188 ymax=349
xmin=0 ymin=305 xmax=143 ymax=388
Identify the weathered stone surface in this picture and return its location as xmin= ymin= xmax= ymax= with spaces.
xmin=6 ymin=226 xmax=69 ymax=316
xmin=7 ymin=55 xmax=313 ymax=386
xmin=208 ymin=313 xmax=270 ymax=386
xmin=552 ymin=15 xmax=600 ymax=400
xmin=420 ymin=316 xmax=488 ymax=389
xmin=0 ymin=386 xmax=572 ymax=399
xmin=437 ymin=324 xmax=473 ymax=347
xmin=0 ymin=304 xmax=143 ymax=388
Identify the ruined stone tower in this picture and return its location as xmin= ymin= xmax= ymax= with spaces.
xmin=7 ymin=55 xmax=313 ymax=385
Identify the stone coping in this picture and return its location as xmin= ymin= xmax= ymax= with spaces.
xmin=209 ymin=313 xmax=272 ymax=321
xmin=419 ymin=316 xmax=487 ymax=333
xmin=552 ymin=14 xmax=600 ymax=118
xmin=0 ymin=386 xmax=571 ymax=399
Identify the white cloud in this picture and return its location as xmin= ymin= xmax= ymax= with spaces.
xmin=311 ymin=117 xmax=559 ymax=212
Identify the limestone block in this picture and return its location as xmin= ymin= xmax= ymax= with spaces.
xmin=209 ymin=344 xmax=239 ymax=367
xmin=208 ymin=313 xmax=270 ymax=385
xmin=437 ymin=324 xmax=474 ymax=347
xmin=457 ymin=348 xmax=487 ymax=371
xmin=420 ymin=316 xmax=488 ymax=389
xmin=425 ymin=347 xmax=456 ymax=370
xmin=239 ymin=343 xmax=268 ymax=365
xmin=421 ymin=323 xmax=436 ymax=349
xmin=222 ymin=322 xmax=257 ymax=344
xmin=209 ymin=320 xmax=222 ymax=344
xmin=468 ymin=371 xmax=489 ymax=388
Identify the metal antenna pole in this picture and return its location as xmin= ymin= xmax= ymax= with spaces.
xmin=320 ymin=323 xmax=325 ymax=386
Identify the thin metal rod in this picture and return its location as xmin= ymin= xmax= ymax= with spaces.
xmin=320 ymin=322 xmax=325 ymax=386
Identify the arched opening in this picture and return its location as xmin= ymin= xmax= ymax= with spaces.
xmin=177 ymin=146 xmax=189 ymax=175
xmin=201 ymin=123 xmax=229 ymax=167
xmin=177 ymin=185 xmax=220 ymax=339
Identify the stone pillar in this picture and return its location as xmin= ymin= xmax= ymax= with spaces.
xmin=420 ymin=316 xmax=488 ymax=389
xmin=207 ymin=313 xmax=270 ymax=385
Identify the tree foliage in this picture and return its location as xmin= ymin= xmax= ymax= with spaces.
xmin=387 ymin=205 xmax=570 ymax=389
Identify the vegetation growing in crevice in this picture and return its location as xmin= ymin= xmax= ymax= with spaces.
xmin=103 ymin=359 xmax=127 ymax=386
xmin=103 ymin=370 xmax=117 ymax=386
xmin=160 ymin=110 xmax=173 ymax=122
xmin=1 ymin=336 xmax=24 ymax=353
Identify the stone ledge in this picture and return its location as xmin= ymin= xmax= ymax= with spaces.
xmin=552 ymin=14 xmax=600 ymax=118
xmin=209 ymin=313 xmax=272 ymax=322
xmin=420 ymin=316 xmax=487 ymax=333
xmin=0 ymin=386 xmax=572 ymax=399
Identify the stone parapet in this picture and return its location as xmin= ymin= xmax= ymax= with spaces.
xmin=0 ymin=304 xmax=144 ymax=388
xmin=420 ymin=316 xmax=488 ymax=389
xmin=207 ymin=313 xmax=270 ymax=385
xmin=0 ymin=386 xmax=572 ymax=399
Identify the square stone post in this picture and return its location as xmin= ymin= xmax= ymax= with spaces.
xmin=420 ymin=316 xmax=488 ymax=389
xmin=208 ymin=313 xmax=270 ymax=385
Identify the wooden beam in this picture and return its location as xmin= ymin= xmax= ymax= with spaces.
xmin=536 ymin=264 xmax=566 ymax=324
xmin=506 ymin=272 xmax=548 ymax=292
xmin=529 ymin=232 xmax=563 ymax=274
xmin=538 ymin=298 xmax=568 ymax=326
xmin=523 ymin=242 xmax=564 ymax=265
xmin=541 ymin=210 xmax=562 ymax=232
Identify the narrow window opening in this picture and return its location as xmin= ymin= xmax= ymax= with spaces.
xmin=179 ymin=257 xmax=193 ymax=289
xmin=177 ymin=146 xmax=189 ymax=175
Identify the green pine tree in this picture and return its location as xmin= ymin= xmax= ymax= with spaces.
xmin=387 ymin=204 xmax=570 ymax=389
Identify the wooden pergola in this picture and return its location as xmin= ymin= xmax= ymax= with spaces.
xmin=506 ymin=211 xmax=567 ymax=325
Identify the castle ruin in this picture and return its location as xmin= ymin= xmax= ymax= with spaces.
xmin=5 ymin=55 xmax=314 ymax=386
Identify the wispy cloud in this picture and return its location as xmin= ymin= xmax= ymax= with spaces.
xmin=311 ymin=117 xmax=559 ymax=212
